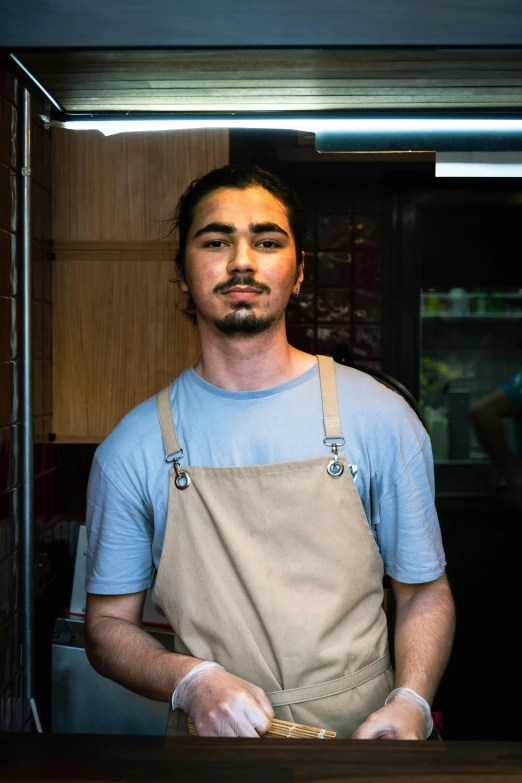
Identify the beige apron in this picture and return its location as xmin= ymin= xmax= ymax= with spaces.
xmin=155 ymin=355 xmax=394 ymax=738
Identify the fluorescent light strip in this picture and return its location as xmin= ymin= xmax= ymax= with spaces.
xmin=436 ymin=152 xmax=522 ymax=177
xmin=64 ymin=118 xmax=522 ymax=137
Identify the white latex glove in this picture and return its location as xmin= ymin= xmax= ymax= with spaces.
xmin=352 ymin=687 xmax=433 ymax=740
xmin=172 ymin=661 xmax=275 ymax=737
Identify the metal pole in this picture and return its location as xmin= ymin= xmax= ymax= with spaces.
xmin=21 ymin=87 xmax=42 ymax=732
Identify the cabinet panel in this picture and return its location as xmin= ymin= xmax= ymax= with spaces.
xmin=52 ymin=128 xmax=228 ymax=441
xmin=53 ymin=128 xmax=229 ymax=241
xmin=52 ymin=249 xmax=200 ymax=441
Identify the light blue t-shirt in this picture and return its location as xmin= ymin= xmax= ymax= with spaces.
xmin=85 ymin=362 xmax=446 ymax=597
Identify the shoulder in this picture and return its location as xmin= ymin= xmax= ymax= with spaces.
xmin=335 ymin=364 xmax=428 ymax=454
xmin=96 ymin=393 xmax=161 ymax=471
xmin=335 ymin=363 xmax=420 ymax=417
xmin=505 ymin=370 xmax=522 ymax=387
xmin=95 ymin=373 xmax=188 ymax=480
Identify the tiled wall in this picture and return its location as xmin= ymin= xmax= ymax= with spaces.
xmin=285 ymin=183 xmax=382 ymax=366
xmin=0 ymin=66 xmax=93 ymax=733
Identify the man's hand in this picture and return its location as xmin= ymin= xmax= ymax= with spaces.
xmin=352 ymin=700 xmax=428 ymax=740
xmin=174 ymin=662 xmax=275 ymax=737
xmin=352 ymin=574 xmax=454 ymax=741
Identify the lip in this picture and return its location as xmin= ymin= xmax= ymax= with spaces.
xmin=222 ymin=287 xmax=263 ymax=301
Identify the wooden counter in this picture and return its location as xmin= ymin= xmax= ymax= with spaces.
xmin=1 ymin=734 xmax=522 ymax=782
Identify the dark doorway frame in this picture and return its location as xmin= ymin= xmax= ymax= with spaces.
xmin=381 ymin=178 xmax=522 ymax=400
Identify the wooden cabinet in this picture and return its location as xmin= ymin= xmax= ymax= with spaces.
xmin=52 ymin=128 xmax=229 ymax=442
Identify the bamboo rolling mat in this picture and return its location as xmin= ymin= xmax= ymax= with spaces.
xmin=187 ymin=716 xmax=336 ymax=739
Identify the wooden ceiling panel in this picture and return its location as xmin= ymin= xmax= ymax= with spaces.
xmin=17 ymin=48 xmax=522 ymax=113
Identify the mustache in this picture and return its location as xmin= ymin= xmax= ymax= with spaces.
xmin=213 ymin=275 xmax=271 ymax=295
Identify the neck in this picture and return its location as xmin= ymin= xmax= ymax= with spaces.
xmin=193 ymin=318 xmax=316 ymax=391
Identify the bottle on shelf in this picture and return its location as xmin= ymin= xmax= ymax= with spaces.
xmin=448 ymin=288 xmax=469 ymax=316
xmin=475 ymin=290 xmax=487 ymax=315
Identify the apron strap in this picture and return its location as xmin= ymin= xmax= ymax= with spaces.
xmin=316 ymin=355 xmax=343 ymax=441
xmin=266 ymin=651 xmax=390 ymax=707
xmin=156 ymin=385 xmax=181 ymax=459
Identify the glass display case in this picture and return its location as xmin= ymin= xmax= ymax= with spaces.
xmin=419 ymin=287 xmax=522 ymax=465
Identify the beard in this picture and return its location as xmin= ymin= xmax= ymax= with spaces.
xmin=213 ymin=302 xmax=278 ymax=336
xmin=207 ymin=273 xmax=280 ymax=336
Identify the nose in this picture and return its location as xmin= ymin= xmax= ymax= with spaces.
xmin=226 ymin=240 xmax=258 ymax=276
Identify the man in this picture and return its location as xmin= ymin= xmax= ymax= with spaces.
xmin=471 ymin=369 xmax=522 ymax=511
xmin=85 ymin=164 xmax=455 ymax=739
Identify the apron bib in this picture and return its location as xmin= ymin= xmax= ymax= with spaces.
xmin=155 ymin=355 xmax=394 ymax=738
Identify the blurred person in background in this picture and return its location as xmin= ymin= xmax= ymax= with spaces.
xmin=470 ymin=369 xmax=522 ymax=511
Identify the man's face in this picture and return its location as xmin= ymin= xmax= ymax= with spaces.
xmin=181 ymin=186 xmax=304 ymax=336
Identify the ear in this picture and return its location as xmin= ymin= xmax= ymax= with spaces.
xmin=178 ymin=276 xmax=189 ymax=293
xmin=297 ymin=250 xmax=305 ymax=285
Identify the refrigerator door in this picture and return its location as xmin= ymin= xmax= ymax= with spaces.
xmin=419 ymin=287 xmax=522 ymax=497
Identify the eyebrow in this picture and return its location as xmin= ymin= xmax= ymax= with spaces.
xmin=193 ymin=221 xmax=289 ymax=239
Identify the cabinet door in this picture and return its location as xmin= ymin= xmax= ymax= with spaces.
xmin=52 ymin=128 xmax=229 ymax=442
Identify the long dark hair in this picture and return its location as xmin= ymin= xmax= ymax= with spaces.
xmin=170 ymin=164 xmax=304 ymax=325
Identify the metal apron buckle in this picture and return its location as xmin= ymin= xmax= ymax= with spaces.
xmin=324 ymin=438 xmax=345 ymax=477
xmin=166 ymin=449 xmax=191 ymax=490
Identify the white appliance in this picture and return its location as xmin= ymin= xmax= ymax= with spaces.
xmin=52 ymin=525 xmax=173 ymax=734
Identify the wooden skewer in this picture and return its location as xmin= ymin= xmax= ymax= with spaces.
xmin=187 ymin=716 xmax=336 ymax=739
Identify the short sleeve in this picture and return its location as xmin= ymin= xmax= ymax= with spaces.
xmin=85 ymin=455 xmax=154 ymax=594
xmin=499 ymin=370 xmax=522 ymax=412
xmin=376 ymin=437 xmax=446 ymax=584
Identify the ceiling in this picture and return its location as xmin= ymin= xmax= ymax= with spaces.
xmin=2 ymin=0 xmax=522 ymax=47
xmin=13 ymin=48 xmax=522 ymax=116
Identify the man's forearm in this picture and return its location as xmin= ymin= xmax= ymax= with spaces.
xmin=393 ymin=574 xmax=456 ymax=705
xmin=86 ymin=617 xmax=205 ymax=703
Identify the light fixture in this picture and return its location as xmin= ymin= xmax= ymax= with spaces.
xmin=316 ymin=118 xmax=522 ymax=152
xmin=62 ymin=118 xmax=322 ymax=136
xmin=60 ymin=115 xmax=522 ymax=153
xmin=436 ymin=152 xmax=522 ymax=177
